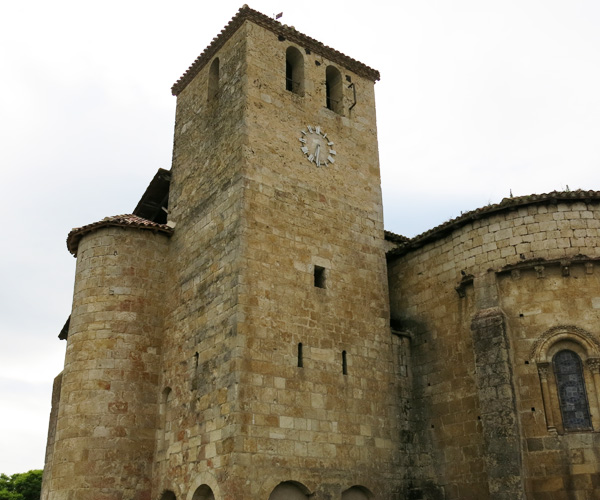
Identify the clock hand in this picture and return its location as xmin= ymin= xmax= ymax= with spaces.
xmin=315 ymin=144 xmax=320 ymax=166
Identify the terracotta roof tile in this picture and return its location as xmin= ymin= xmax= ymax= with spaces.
xmin=384 ymin=230 xmax=410 ymax=243
xmin=67 ymin=214 xmax=174 ymax=256
xmin=171 ymin=4 xmax=380 ymax=96
xmin=388 ymin=190 xmax=600 ymax=258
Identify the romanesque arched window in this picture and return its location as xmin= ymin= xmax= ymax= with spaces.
xmin=268 ymin=481 xmax=310 ymax=500
xmin=326 ymin=66 xmax=343 ymax=114
xmin=286 ymin=46 xmax=304 ymax=95
xmin=160 ymin=491 xmax=176 ymax=500
xmin=192 ymin=484 xmax=215 ymax=500
xmin=531 ymin=326 xmax=600 ymax=433
xmin=553 ymin=350 xmax=592 ymax=431
xmin=342 ymin=485 xmax=373 ymax=499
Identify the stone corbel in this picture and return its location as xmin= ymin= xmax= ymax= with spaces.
xmin=534 ymin=265 xmax=545 ymax=279
xmin=455 ymin=273 xmax=474 ymax=298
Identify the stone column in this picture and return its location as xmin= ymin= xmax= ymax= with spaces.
xmin=536 ymin=363 xmax=556 ymax=431
xmin=586 ymin=358 xmax=600 ymax=431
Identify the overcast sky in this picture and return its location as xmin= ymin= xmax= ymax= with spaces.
xmin=2 ymin=0 xmax=600 ymax=475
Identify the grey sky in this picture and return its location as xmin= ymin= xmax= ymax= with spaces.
xmin=1 ymin=0 xmax=600 ymax=474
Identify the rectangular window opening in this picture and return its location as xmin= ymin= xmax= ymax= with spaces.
xmin=314 ymin=265 xmax=326 ymax=288
xmin=298 ymin=343 xmax=303 ymax=368
xmin=342 ymin=350 xmax=347 ymax=375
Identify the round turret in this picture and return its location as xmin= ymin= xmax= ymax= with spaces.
xmin=44 ymin=215 xmax=172 ymax=500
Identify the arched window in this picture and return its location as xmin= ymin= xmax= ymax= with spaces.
xmin=160 ymin=491 xmax=176 ymax=500
xmin=531 ymin=326 xmax=600 ymax=433
xmin=286 ymin=47 xmax=304 ymax=95
xmin=342 ymin=485 xmax=373 ymax=500
xmin=208 ymin=58 xmax=219 ymax=100
xmin=553 ymin=350 xmax=592 ymax=431
xmin=268 ymin=481 xmax=310 ymax=500
xmin=326 ymin=66 xmax=343 ymax=114
xmin=192 ymin=485 xmax=215 ymax=500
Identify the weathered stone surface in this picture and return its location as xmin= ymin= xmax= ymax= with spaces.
xmin=148 ymin=13 xmax=405 ymax=499
xmin=41 ymin=6 xmax=600 ymax=500
xmin=43 ymin=227 xmax=170 ymax=500
xmin=389 ymin=201 xmax=600 ymax=499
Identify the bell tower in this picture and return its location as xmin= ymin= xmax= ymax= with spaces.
xmin=153 ymin=6 xmax=403 ymax=499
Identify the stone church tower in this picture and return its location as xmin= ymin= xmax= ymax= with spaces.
xmin=42 ymin=5 xmax=600 ymax=500
xmin=41 ymin=6 xmax=408 ymax=500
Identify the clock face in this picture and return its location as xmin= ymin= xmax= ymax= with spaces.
xmin=298 ymin=125 xmax=336 ymax=167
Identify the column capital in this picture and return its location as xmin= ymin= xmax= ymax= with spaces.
xmin=586 ymin=358 xmax=600 ymax=374
xmin=537 ymin=362 xmax=550 ymax=379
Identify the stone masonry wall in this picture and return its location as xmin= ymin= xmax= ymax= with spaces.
xmin=43 ymin=226 xmax=170 ymax=500
xmin=235 ymin=21 xmax=404 ymax=498
xmin=40 ymin=372 xmax=62 ymax=498
xmin=153 ymin=23 xmax=249 ymax=499
xmin=498 ymin=261 xmax=600 ymax=499
xmin=156 ymin=18 xmax=409 ymax=499
xmin=388 ymin=200 xmax=600 ymax=500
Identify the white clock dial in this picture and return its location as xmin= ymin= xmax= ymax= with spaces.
xmin=298 ymin=125 xmax=336 ymax=167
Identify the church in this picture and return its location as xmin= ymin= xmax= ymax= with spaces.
xmin=41 ymin=5 xmax=600 ymax=500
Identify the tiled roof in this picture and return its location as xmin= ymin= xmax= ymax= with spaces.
xmin=67 ymin=214 xmax=174 ymax=256
xmin=384 ymin=230 xmax=410 ymax=244
xmin=171 ymin=4 xmax=380 ymax=96
xmin=388 ymin=190 xmax=600 ymax=258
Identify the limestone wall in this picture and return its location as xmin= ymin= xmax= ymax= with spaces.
xmin=44 ymin=226 xmax=169 ymax=500
xmin=238 ymin=21 xmax=405 ymax=498
xmin=40 ymin=372 xmax=62 ymax=498
xmin=153 ymin=21 xmax=249 ymax=499
xmin=388 ymin=198 xmax=600 ymax=499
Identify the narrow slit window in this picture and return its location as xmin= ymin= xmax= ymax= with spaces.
xmin=342 ymin=350 xmax=347 ymax=375
xmin=208 ymin=57 xmax=219 ymax=100
xmin=314 ymin=266 xmax=326 ymax=288
xmin=159 ymin=387 xmax=172 ymax=451
xmin=298 ymin=343 xmax=303 ymax=367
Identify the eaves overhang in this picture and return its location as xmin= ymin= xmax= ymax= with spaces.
xmin=66 ymin=214 xmax=174 ymax=256
xmin=387 ymin=190 xmax=600 ymax=259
